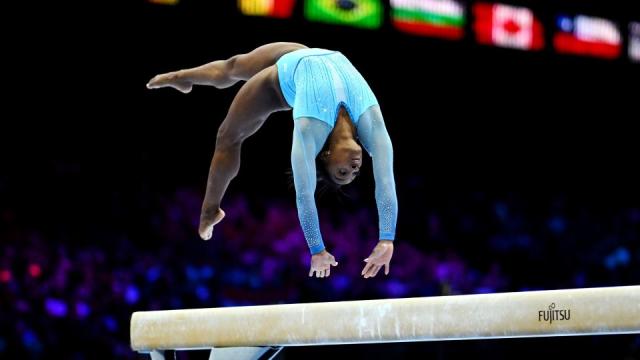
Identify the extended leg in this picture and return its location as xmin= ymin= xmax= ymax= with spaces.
xmin=147 ymin=42 xmax=307 ymax=92
xmin=198 ymin=66 xmax=289 ymax=240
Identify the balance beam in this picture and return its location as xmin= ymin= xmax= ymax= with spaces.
xmin=131 ymin=286 xmax=640 ymax=359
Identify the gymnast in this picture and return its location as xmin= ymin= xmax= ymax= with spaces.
xmin=147 ymin=42 xmax=397 ymax=280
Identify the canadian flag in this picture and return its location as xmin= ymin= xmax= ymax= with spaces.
xmin=474 ymin=3 xmax=544 ymax=50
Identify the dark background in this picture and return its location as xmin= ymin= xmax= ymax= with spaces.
xmin=1 ymin=0 xmax=638 ymax=359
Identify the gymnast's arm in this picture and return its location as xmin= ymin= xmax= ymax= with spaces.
xmin=357 ymin=106 xmax=398 ymax=242
xmin=291 ymin=118 xmax=339 ymax=278
xmin=357 ymin=106 xmax=397 ymax=278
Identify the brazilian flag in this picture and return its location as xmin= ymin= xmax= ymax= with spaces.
xmin=305 ymin=0 xmax=383 ymax=29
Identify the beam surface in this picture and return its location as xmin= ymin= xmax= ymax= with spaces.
xmin=131 ymin=286 xmax=640 ymax=351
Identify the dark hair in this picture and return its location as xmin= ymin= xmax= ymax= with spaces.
xmin=286 ymin=156 xmax=342 ymax=189
xmin=314 ymin=137 xmax=343 ymax=193
xmin=314 ymin=156 xmax=342 ymax=196
xmin=285 ymin=155 xmax=345 ymax=200
xmin=286 ymin=133 xmax=361 ymax=199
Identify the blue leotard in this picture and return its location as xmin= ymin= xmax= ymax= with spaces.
xmin=276 ymin=48 xmax=397 ymax=254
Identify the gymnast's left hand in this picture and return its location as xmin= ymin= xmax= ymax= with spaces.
xmin=361 ymin=240 xmax=394 ymax=278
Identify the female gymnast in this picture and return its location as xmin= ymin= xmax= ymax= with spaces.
xmin=147 ymin=42 xmax=397 ymax=279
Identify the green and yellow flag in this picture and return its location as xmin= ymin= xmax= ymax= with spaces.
xmin=305 ymin=0 xmax=383 ymax=29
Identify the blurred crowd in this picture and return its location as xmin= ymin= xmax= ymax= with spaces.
xmin=1 ymin=183 xmax=638 ymax=358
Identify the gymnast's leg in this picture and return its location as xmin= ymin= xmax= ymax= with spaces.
xmin=146 ymin=42 xmax=307 ymax=92
xmin=198 ymin=66 xmax=290 ymax=240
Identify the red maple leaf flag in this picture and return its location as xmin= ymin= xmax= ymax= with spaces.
xmin=474 ymin=3 xmax=544 ymax=51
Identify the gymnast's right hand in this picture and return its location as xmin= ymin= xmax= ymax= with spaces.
xmin=146 ymin=70 xmax=193 ymax=94
xmin=309 ymin=250 xmax=338 ymax=278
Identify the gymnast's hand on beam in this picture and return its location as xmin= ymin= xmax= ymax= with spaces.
xmin=146 ymin=70 xmax=193 ymax=94
xmin=361 ymin=240 xmax=394 ymax=279
xmin=309 ymin=250 xmax=338 ymax=279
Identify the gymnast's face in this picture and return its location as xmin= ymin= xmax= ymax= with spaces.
xmin=321 ymin=139 xmax=363 ymax=185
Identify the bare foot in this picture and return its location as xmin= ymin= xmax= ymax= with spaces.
xmin=146 ymin=71 xmax=193 ymax=93
xmin=199 ymin=208 xmax=225 ymax=241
